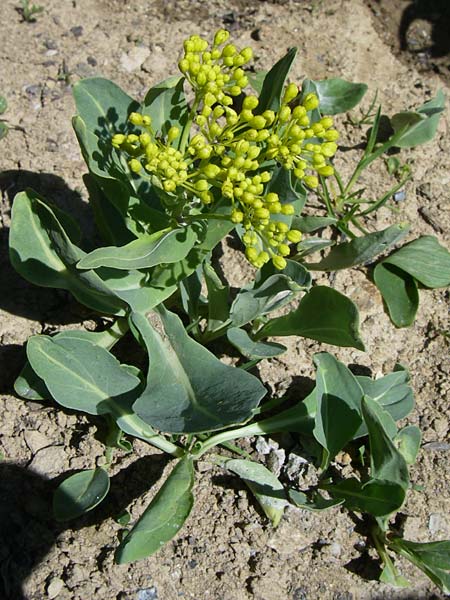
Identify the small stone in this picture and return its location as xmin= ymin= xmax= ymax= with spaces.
xmin=24 ymin=430 xmax=51 ymax=454
xmin=428 ymin=513 xmax=448 ymax=536
xmin=70 ymin=26 xmax=83 ymax=38
xmin=120 ymin=47 xmax=151 ymax=73
xmin=329 ymin=542 xmax=342 ymax=557
xmin=255 ymin=436 xmax=278 ymax=455
xmin=47 ymin=577 xmax=64 ymax=598
xmin=29 ymin=445 xmax=66 ymax=477
xmin=136 ymin=587 xmax=158 ymax=600
xmin=267 ymin=448 xmax=286 ymax=476
xmin=285 ymin=453 xmax=308 ymax=480
xmin=45 ymin=49 xmax=59 ymax=57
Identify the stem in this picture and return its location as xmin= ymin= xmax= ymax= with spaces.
xmin=358 ymin=172 xmax=412 ymax=216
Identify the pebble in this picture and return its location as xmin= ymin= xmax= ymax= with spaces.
xmin=267 ymin=447 xmax=286 ymax=476
xmin=28 ymin=445 xmax=66 ymax=477
xmin=47 ymin=577 xmax=64 ymax=599
xmin=136 ymin=587 xmax=158 ymax=600
xmin=120 ymin=47 xmax=151 ymax=73
xmin=428 ymin=513 xmax=448 ymax=536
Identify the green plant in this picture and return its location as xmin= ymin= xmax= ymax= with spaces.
xmin=18 ymin=0 xmax=44 ymax=22
xmin=9 ymin=29 xmax=450 ymax=591
xmin=0 ymin=95 xmax=9 ymax=140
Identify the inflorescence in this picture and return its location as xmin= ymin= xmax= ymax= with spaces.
xmin=112 ymin=29 xmax=339 ymax=270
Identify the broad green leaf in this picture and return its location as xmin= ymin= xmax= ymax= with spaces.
xmin=256 ymin=48 xmax=298 ymax=113
xmin=296 ymin=237 xmax=334 ymax=257
xmin=0 ymin=95 xmax=7 ymax=114
xmin=391 ymin=90 xmax=445 ymax=148
xmin=289 ymin=489 xmax=344 ymax=512
xmin=312 ymin=78 xmax=368 ymax=115
xmin=142 ymin=76 xmax=189 ymax=140
xmin=115 ymin=457 xmax=194 ymax=563
xmin=394 ymin=425 xmax=421 ymax=465
xmin=379 ymin=561 xmax=410 ymax=588
xmin=225 ymin=459 xmax=287 ymax=526
xmin=307 ymin=224 xmax=409 ymax=271
xmin=203 ymin=263 xmax=230 ymax=333
xmin=53 ymin=468 xmax=110 ymax=521
xmin=14 ymin=362 xmax=50 ymax=401
xmin=179 ymin=269 xmax=204 ymax=321
xmin=361 ymin=396 xmax=409 ymax=489
xmin=255 ymin=390 xmax=316 ymax=436
xmin=382 ymin=236 xmax=450 ymax=289
xmin=389 ymin=538 xmax=450 ymax=593
xmin=131 ymin=309 xmax=266 ymax=433
xmin=292 ymin=215 xmax=337 ymax=233
xmin=326 ymin=478 xmax=406 ymax=517
xmin=227 ymin=327 xmax=286 ymax=359
xmin=354 ymin=370 xmax=414 ymax=437
xmin=258 ymin=286 xmax=365 ymax=350
xmin=373 ymin=263 xmax=418 ymax=327
xmin=78 ymin=227 xmax=197 ymax=270
xmin=312 ymin=352 xmax=363 ymax=469
xmin=248 ymin=71 xmax=267 ymax=95
xmin=26 ymin=335 xmax=160 ymax=445
xmin=9 ymin=190 xmax=126 ymax=315
xmin=73 ymin=77 xmax=139 ymax=139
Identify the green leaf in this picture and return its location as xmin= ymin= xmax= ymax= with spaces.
xmin=394 ymin=425 xmax=421 ymax=465
xmin=0 ymin=95 xmax=7 ymax=114
xmin=115 ymin=457 xmax=194 ymax=563
xmin=296 ymin=237 xmax=334 ymax=257
xmin=355 ymin=370 xmax=414 ymax=437
xmin=227 ymin=327 xmax=286 ymax=360
xmin=289 ymin=489 xmax=344 ymax=512
xmin=225 ymin=459 xmax=287 ymax=526
xmin=266 ymin=166 xmax=307 ymax=223
xmin=325 ymin=478 xmax=406 ymax=517
xmin=307 ymin=224 xmax=409 ymax=271
xmin=292 ymin=215 xmax=337 ymax=233
xmin=73 ymin=77 xmax=139 ymax=139
xmin=312 ymin=352 xmax=364 ymax=469
xmin=248 ymin=71 xmax=267 ymax=95
xmin=203 ymin=263 xmax=230 ymax=333
xmin=131 ymin=309 xmax=266 ymax=433
xmin=389 ymin=538 xmax=450 ymax=593
xmin=78 ymin=226 xmax=197 ymax=270
xmin=361 ymin=396 xmax=409 ymax=489
xmin=390 ymin=90 xmax=445 ymax=148
xmin=373 ymin=263 xmax=419 ymax=327
xmin=312 ymin=78 xmax=368 ymax=115
xmin=9 ymin=190 xmax=126 ymax=315
xmin=382 ymin=236 xmax=450 ymax=289
xmin=379 ymin=561 xmax=410 ymax=588
xmin=256 ymin=48 xmax=298 ymax=113
xmin=142 ymin=76 xmax=189 ymax=141
xmin=53 ymin=468 xmax=110 ymax=521
xmin=179 ymin=269 xmax=204 ymax=321
xmin=259 ymin=286 xmax=365 ymax=350
xmin=14 ymin=362 xmax=50 ymax=401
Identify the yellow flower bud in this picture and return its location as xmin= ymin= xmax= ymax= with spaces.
xmin=303 ymin=93 xmax=319 ymax=111
xmin=272 ymin=255 xmax=287 ymax=270
xmin=254 ymin=208 xmax=270 ymax=220
xmin=278 ymin=243 xmax=290 ymax=257
xmin=222 ymin=43 xmax=237 ymax=57
xmin=323 ymin=129 xmax=340 ymax=141
xmin=112 ymin=134 xmax=126 ymax=147
xmin=278 ymin=105 xmax=291 ymax=123
xmin=292 ymin=105 xmax=307 ymax=119
xmin=320 ymin=117 xmax=333 ymax=129
xmin=265 ymin=192 xmax=279 ymax=204
xmin=231 ymin=209 xmax=244 ymax=223
xmin=163 ymin=180 xmax=176 ymax=192
xmin=321 ymin=142 xmax=338 ymax=157
xmin=240 ymin=47 xmax=253 ymax=62
xmin=318 ymin=165 xmax=334 ymax=177
xmin=179 ymin=59 xmax=190 ymax=73
xmin=142 ymin=115 xmax=151 ymax=126
xmin=128 ymin=159 xmax=141 ymax=173
xmin=258 ymin=251 xmax=270 ymax=264
xmin=283 ymin=83 xmax=299 ymax=104
xmin=195 ymin=179 xmax=208 ymax=192
xmin=281 ymin=204 xmax=295 ymax=215
xmin=167 ymin=126 xmax=180 ymax=143
xmin=249 ymin=115 xmax=266 ymax=130
xmin=129 ymin=112 xmax=143 ymax=126
xmin=243 ymin=95 xmax=259 ymax=111
xmin=203 ymin=163 xmax=221 ymax=179
xmin=246 ymin=246 xmax=259 ymax=262
xmin=214 ymin=29 xmax=230 ymax=46
xmin=304 ymin=175 xmax=319 ymax=188
xmin=286 ymin=229 xmax=302 ymax=243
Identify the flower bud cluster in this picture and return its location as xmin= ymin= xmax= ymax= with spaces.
xmin=111 ymin=29 xmax=340 ymax=270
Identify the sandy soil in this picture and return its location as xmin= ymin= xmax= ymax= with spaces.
xmin=0 ymin=1 xmax=449 ymax=599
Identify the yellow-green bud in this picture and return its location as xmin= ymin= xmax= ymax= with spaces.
xmin=129 ymin=112 xmax=143 ymax=125
xmin=304 ymin=175 xmax=319 ymax=188
xmin=222 ymin=43 xmax=236 ymax=57
xmin=246 ymin=246 xmax=259 ymax=262
xmin=258 ymin=251 xmax=270 ymax=264
xmin=112 ymin=134 xmax=126 ymax=147
xmin=272 ymin=255 xmax=287 ymax=270
xmin=320 ymin=117 xmax=333 ymax=129
xmin=243 ymin=95 xmax=259 ymax=111
xmin=318 ymin=165 xmax=334 ymax=177
xmin=203 ymin=163 xmax=221 ymax=179
xmin=254 ymin=207 xmax=270 ymax=220
xmin=195 ymin=179 xmax=208 ymax=192
xmin=281 ymin=204 xmax=295 ymax=215
xmin=283 ymin=83 xmax=298 ymax=104
xmin=265 ymin=192 xmax=279 ymax=204
xmin=231 ymin=209 xmax=244 ymax=223
xmin=249 ymin=115 xmax=266 ymax=130
xmin=142 ymin=115 xmax=152 ymax=126
xmin=167 ymin=126 xmax=180 ymax=143
xmin=323 ymin=129 xmax=339 ymax=141
xmin=240 ymin=47 xmax=253 ymax=62
xmin=321 ymin=142 xmax=338 ymax=157
xmin=278 ymin=105 xmax=291 ymax=123
xmin=128 ymin=159 xmax=141 ymax=173
xmin=163 ymin=180 xmax=176 ymax=192
xmin=286 ymin=229 xmax=302 ymax=243
xmin=179 ymin=59 xmax=190 ymax=73
xmin=303 ymin=93 xmax=319 ymax=111
xmin=278 ymin=243 xmax=290 ymax=257
xmin=214 ymin=29 xmax=230 ymax=46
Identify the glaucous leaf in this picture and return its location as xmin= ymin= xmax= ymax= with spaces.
xmin=9 ymin=190 xmax=126 ymax=315
xmin=394 ymin=425 xmax=421 ymax=465
xmin=291 ymin=215 xmax=337 ymax=233
xmin=142 ymin=76 xmax=189 ymax=141
xmin=227 ymin=327 xmax=286 ymax=359
xmin=14 ymin=362 xmax=50 ymax=401
xmin=312 ymin=352 xmax=363 ymax=469
xmin=78 ymin=226 xmax=198 ymax=270
xmin=361 ymin=396 xmax=409 ymax=489
xmin=131 ymin=309 xmax=266 ymax=433
xmin=390 ymin=90 xmax=445 ymax=148
xmin=289 ymin=489 xmax=344 ymax=512
xmin=115 ymin=457 xmax=195 ymax=563
xmin=203 ymin=263 xmax=230 ymax=333
xmin=53 ymin=468 xmax=110 ymax=521
xmin=225 ymin=459 xmax=287 ymax=526
xmin=258 ymin=286 xmax=365 ymax=350
xmin=389 ymin=538 xmax=450 ymax=594
xmin=307 ymin=224 xmax=409 ymax=271
xmin=248 ymin=70 xmax=267 ymax=95
xmin=312 ymin=78 xmax=368 ymax=115
xmin=373 ymin=262 xmax=419 ymax=327
xmin=325 ymin=478 xmax=406 ymax=517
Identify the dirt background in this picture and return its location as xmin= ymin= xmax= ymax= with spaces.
xmin=0 ymin=0 xmax=449 ymax=599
